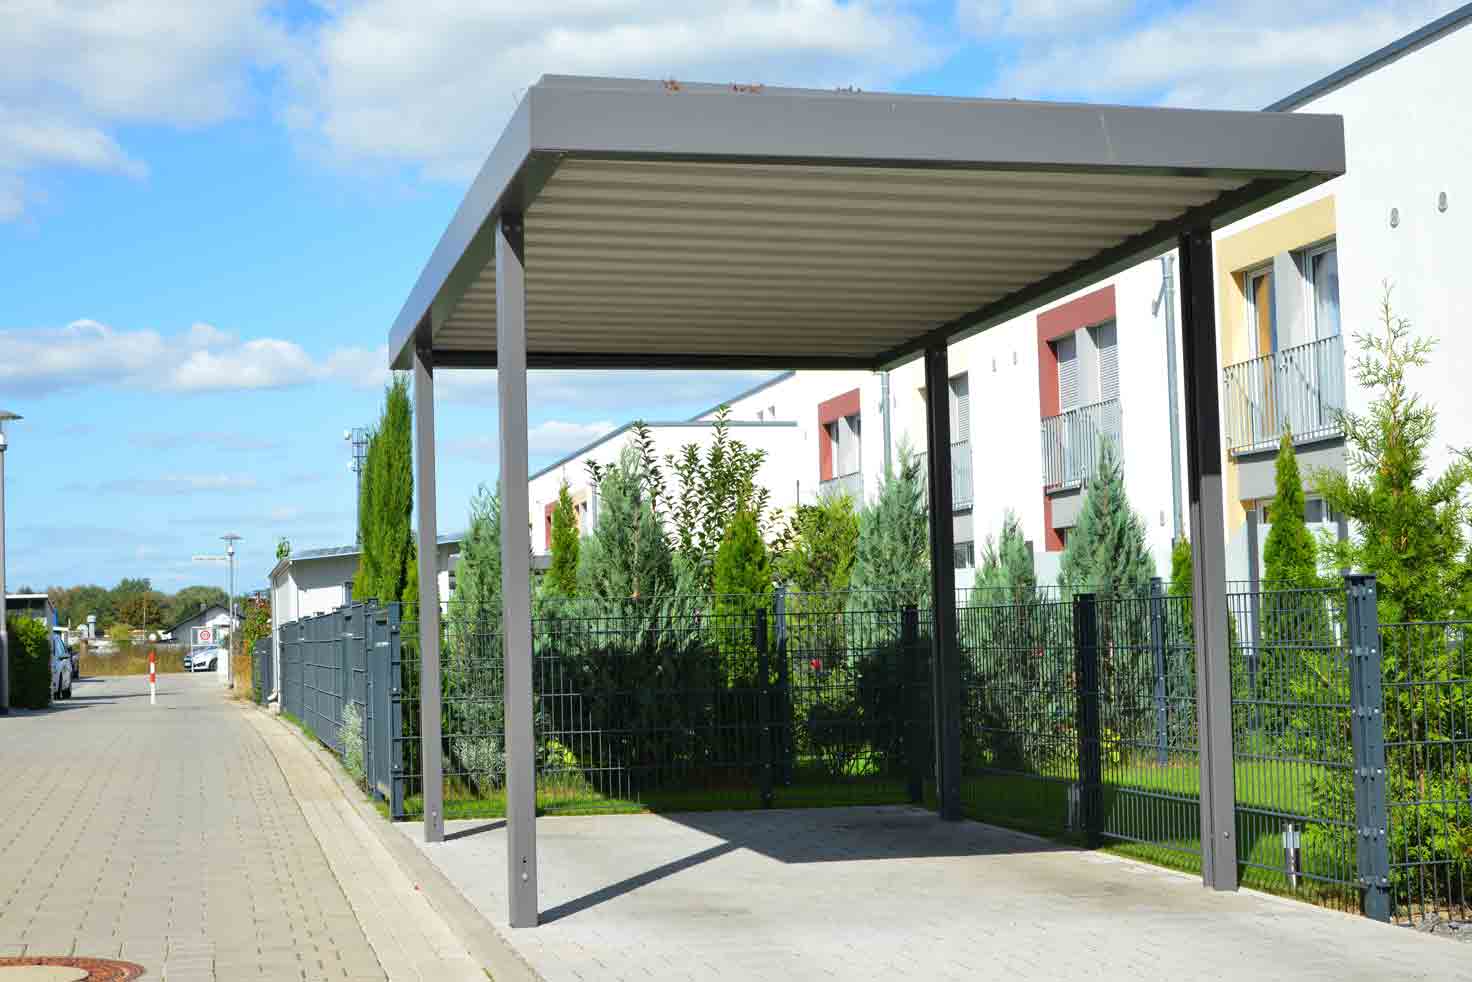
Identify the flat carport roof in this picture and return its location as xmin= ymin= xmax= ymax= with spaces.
xmin=388 ymin=75 xmax=1343 ymax=372
xmin=385 ymin=74 xmax=1345 ymax=929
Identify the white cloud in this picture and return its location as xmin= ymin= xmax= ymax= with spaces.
xmin=0 ymin=318 xmax=390 ymax=396
xmin=982 ymin=0 xmax=1452 ymax=109
xmin=957 ymin=0 xmax=1132 ymax=38
xmin=289 ymin=0 xmax=943 ymax=177
xmin=82 ymin=474 xmax=261 ymax=496
xmin=0 ymin=0 xmax=297 ymax=219
xmin=445 ymin=418 xmax=617 ymax=462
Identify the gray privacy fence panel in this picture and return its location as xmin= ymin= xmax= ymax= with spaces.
xmin=251 ymin=637 xmax=273 ymax=704
xmin=277 ymin=602 xmax=399 ymax=811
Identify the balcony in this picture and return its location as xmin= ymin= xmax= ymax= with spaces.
xmin=1222 ymin=334 xmax=1345 ymax=455
xmin=915 ymin=440 xmax=973 ymax=510
xmin=1041 ymin=398 xmax=1121 ymax=490
xmin=818 ymin=470 xmax=864 ymax=501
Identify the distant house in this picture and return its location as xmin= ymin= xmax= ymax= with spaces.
xmin=165 ymin=603 xmax=237 ymax=645
xmin=265 ymin=533 xmax=463 ymax=700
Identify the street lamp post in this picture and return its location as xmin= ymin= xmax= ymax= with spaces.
xmin=0 ymin=410 xmax=20 ymax=716
xmin=222 ymin=533 xmax=241 ymax=686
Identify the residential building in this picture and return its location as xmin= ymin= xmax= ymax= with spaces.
xmin=267 ymin=533 xmax=462 ymax=698
xmin=163 ymin=603 xmax=237 ymax=644
xmin=1215 ymin=4 xmax=1470 ymax=587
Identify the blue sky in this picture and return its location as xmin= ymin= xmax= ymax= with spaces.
xmin=0 ymin=0 xmax=1454 ymax=598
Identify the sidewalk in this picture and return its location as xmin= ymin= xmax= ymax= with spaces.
xmin=0 ymin=673 xmax=503 ymax=982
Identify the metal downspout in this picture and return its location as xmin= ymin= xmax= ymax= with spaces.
xmin=1156 ymin=255 xmax=1185 ymax=543
xmin=881 ymin=370 xmax=893 ymax=480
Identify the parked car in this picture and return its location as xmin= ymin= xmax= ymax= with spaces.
xmin=185 ymin=647 xmax=223 ymax=672
xmin=55 ymin=629 xmax=80 ymax=680
xmin=51 ymin=633 xmax=73 ymax=700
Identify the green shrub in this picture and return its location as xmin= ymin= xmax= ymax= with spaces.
xmin=6 ymin=616 xmax=52 ymax=709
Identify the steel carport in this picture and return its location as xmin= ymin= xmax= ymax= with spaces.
xmin=385 ymin=75 xmax=1345 ymax=928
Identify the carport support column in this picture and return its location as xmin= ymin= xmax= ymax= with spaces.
xmin=413 ymin=342 xmax=445 ymax=845
xmin=1178 ymin=228 xmax=1238 ymax=891
xmin=497 ymin=212 xmax=539 ymax=928
xmin=923 ymin=346 xmax=962 ymax=821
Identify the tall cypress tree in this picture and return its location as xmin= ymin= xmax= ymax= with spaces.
xmin=579 ymin=447 xmax=674 ymax=603
xmin=354 ymin=376 xmax=415 ymax=606
xmin=1059 ymin=440 xmax=1155 ymax=597
xmin=1262 ymin=433 xmax=1319 ymax=588
xmin=546 ymin=481 xmax=580 ymax=597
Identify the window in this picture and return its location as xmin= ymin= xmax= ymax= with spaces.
xmin=1055 ymin=334 xmax=1079 ymax=410
xmin=1092 ymin=321 xmax=1118 ymax=401
xmin=1307 ymin=244 xmax=1340 ymax=339
xmin=826 ymin=413 xmax=861 ymax=477
xmin=1246 ymin=267 xmax=1277 ymax=357
xmin=949 ymin=373 xmax=970 ymax=441
xmin=953 ymin=541 xmax=976 ymax=569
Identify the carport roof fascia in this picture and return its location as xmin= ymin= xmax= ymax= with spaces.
xmin=387 ymin=75 xmax=1346 ymax=371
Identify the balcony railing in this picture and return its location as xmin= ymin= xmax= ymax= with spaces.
xmin=914 ymin=440 xmax=973 ymax=510
xmin=1041 ymin=398 xmax=1121 ymax=490
xmin=1222 ymin=334 xmax=1345 ymax=454
xmin=818 ymin=470 xmax=864 ymax=501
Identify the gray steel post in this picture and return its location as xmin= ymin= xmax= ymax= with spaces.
xmin=1074 ymin=593 xmax=1102 ymax=848
xmin=389 ymin=602 xmax=405 ymax=821
xmin=1177 ymin=227 xmax=1238 ymax=891
xmin=922 ymin=345 xmax=962 ymax=821
xmin=412 ymin=342 xmax=445 ymax=845
xmin=1149 ymin=577 xmax=1169 ymax=766
xmin=0 ymin=438 xmax=8 ymax=715
xmin=1345 ymin=573 xmax=1391 ymax=921
xmin=757 ymin=608 xmax=772 ymax=808
xmin=497 ymin=212 xmax=539 ymax=928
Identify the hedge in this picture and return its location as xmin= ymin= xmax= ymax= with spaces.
xmin=6 ymin=616 xmax=52 ymax=709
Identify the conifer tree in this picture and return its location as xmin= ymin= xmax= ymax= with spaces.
xmin=1058 ymin=440 xmax=1155 ymax=597
xmin=1262 ymin=433 xmax=1320 ymax=588
xmin=847 ymin=445 xmax=930 ymax=608
xmin=974 ymin=510 xmax=1036 ymax=603
xmin=546 ymin=481 xmax=580 ymax=597
xmin=579 ymin=447 xmax=674 ymax=603
xmin=1317 ymin=290 xmax=1472 ymax=623
xmin=354 ymin=376 xmax=415 ymax=605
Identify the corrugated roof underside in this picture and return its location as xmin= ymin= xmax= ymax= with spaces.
xmin=433 ymin=159 xmax=1251 ymax=359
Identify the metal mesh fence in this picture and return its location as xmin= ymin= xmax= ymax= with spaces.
xmin=957 ymin=590 xmax=1199 ymax=857
xmin=1227 ymin=586 xmax=1359 ymax=911
xmin=1381 ymin=620 xmax=1472 ymax=924
xmin=274 ymin=581 xmax=1471 ymax=926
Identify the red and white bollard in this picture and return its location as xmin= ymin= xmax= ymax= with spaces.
xmin=149 ymin=649 xmax=157 ymax=706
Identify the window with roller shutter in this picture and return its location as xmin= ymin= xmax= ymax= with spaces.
xmin=1093 ymin=321 xmax=1119 ymax=401
xmin=1056 ymin=334 xmax=1079 ymax=410
xmin=949 ymin=373 xmax=970 ymax=441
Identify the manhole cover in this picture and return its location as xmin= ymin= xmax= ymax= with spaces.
xmin=0 ymin=959 xmax=145 ymax=981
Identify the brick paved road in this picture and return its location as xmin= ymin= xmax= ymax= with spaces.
xmin=0 ymin=674 xmax=386 ymax=981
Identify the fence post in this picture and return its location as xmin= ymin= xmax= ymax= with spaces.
xmin=1345 ymin=573 xmax=1391 ymax=922
xmin=1149 ymin=577 xmax=1169 ymax=766
xmin=1074 ymin=593 xmax=1103 ymax=848
xmin=388 ymin=602 xmax=405 ymax=821
xmin=902 ymin=605 xmax=924 ymax=804
xmin=756 ymin=607 xmax=773 ymax=808
xmin=774 ymin=587 xmax=792 ymax=787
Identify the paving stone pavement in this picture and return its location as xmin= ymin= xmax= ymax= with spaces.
xmin=406 ymin=806 xmax=1472 ymax=982
xmin=1 ymin=673 xmax=421 ymax=981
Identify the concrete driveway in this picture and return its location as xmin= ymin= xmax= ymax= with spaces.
xmin=405 ymin=805 xmax=1472 ymax=982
